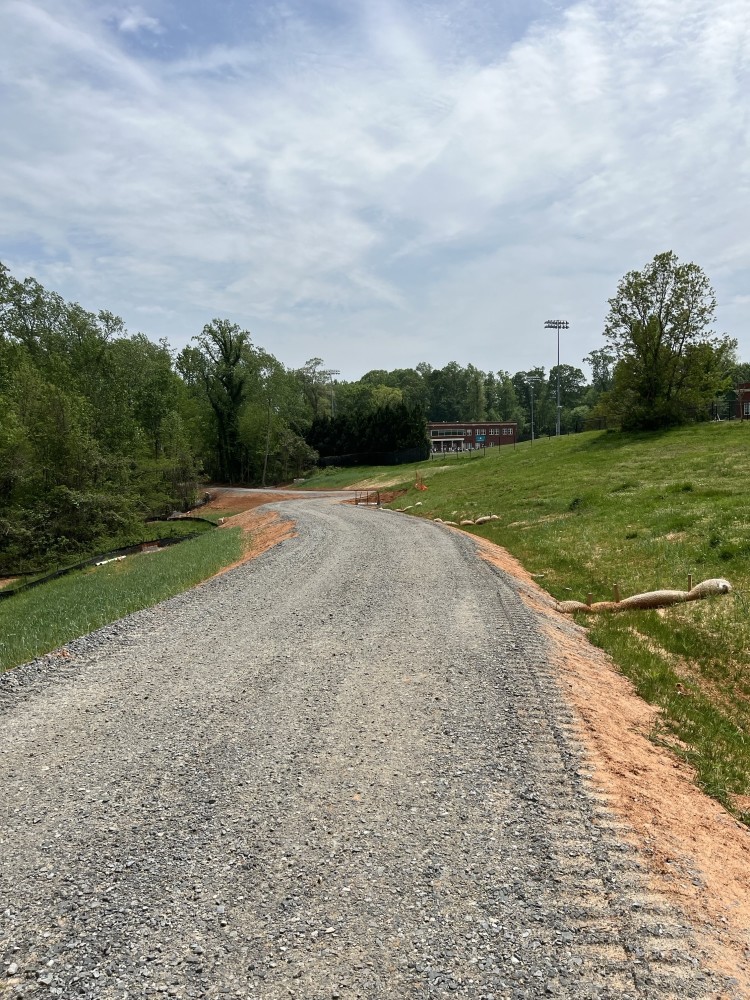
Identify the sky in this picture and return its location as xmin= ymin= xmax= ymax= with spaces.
xmin=1 ymin=0 xmax=748 ymax=381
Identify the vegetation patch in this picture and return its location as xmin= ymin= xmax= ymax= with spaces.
xmin=0 ymin=527 xmax=244 ymax=673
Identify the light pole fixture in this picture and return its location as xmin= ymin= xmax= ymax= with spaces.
xmin=527 ymin=376 xmax=542 ymax=445
xmin=544 ymin=319 xmax=569 ymax=437
xmin=322 ymin=369 xmax=341 ymax=417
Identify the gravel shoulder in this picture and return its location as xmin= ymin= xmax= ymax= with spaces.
xmin=0 ymin=499 xmax=741 ymax=999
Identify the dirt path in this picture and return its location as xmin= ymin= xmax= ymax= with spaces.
xmin=0 ymin=500 xmax=743 ymax=998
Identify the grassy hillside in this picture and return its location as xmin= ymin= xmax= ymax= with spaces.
xmin=304 ymin=424 xmax=750 ymax=820
xmin=0 ymin=527 xmax=244 ymax=673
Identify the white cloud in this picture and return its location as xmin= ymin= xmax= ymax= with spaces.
xmin=0 ymin=0 xmax=749 ymax=376
xmin=115 ymin=6 xmax=162 ymax=34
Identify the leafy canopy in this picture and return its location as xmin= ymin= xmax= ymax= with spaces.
xmin=604 ymin=251 xmax=736 ymax=430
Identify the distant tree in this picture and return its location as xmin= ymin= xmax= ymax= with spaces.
xmin=547 ymin=365 xmax=587 ymax=408
xmin=604 ymin=251 xmax=736 ymax=430
xmin=513 ymin=368 xmax=552 ymax=435
xmin=547 ymin=364 xmax=587 ymax=432
xmin=465 ymin=365 xmax=487 ymax=421
xmin=731 ymin=361 xmax=750 ymax=385
xmin=495 ymin=371 xmax=525 ymax=427
xmin=178 ymin=320 xmax=251 ymax=482
xmin=584 ymin=347 xmax=617 ymax=394
xmin=389 ymin=368 xmax=430 ymax=410
xmin=307 ymin=399 xmax=427 ymax=460
xmin=297 ymin=358 xmax=334 ymax=420
xmin=423 ymin=363 xmax=463 ymax=421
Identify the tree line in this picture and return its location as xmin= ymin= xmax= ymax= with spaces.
xmin=1 ymin=251 xmax=746 ymax=569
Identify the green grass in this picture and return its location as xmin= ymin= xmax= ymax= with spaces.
xmin=295 ymin=452 xmax=485 ymax=490
xmin=1 ymin=518 xmax=215 ymax=576
xmin=305 ymin=424 xmax=750 ymax=821
xmin=94 ymin=517 xmax=214 ymax=549
xmin=0 ymin=527 xmax=244 ymax=673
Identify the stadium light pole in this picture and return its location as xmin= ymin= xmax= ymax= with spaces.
xmin=527 ymin=377 xmax=542 ymax=445
xmin=322 ymin=369 xmax=341 ymax=417
xmin=544 ymin=320 xmax=569 ymax=437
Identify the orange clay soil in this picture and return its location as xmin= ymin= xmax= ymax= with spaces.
xmin=473 ymin=532 xmax=750 ymax=993
xmin=213 ymin=507 xmax=297 ymax=575
xmin=198 ymin=489 xmax=305 ymax=515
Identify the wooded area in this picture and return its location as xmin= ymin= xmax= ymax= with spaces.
xmin=1 ymin=257 xmax=746 ymax=570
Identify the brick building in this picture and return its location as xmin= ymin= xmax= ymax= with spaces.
xmin=428 ymin=421 xmax=517 ymax=453
xmin=736 ymin=383 xmax=750 ymax=420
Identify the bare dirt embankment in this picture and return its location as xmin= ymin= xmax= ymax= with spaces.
xmin=474 ymin=533 xmax=750 ymax=992
xmin=197 ymin=490 xmax=302 ymax=574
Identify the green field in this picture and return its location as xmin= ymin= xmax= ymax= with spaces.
xmin=304 ymin=424 xmax=750 ymax=821
xmin=0 ymin=527 xmax=244 ymax=673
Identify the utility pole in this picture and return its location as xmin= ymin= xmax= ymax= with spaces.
xmin=260 ymin=364 xmax=275 ymax=487
xmin=544 ymin=320 xmax=569 ymax=437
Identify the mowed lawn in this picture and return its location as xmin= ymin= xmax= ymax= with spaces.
xmin=305 ymin=423 xmax=750 ymax=820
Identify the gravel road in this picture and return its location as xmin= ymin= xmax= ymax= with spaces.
xmin=0 ymin=500 xmax=732 ymax=999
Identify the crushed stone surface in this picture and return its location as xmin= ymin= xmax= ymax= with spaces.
xmin=0 ymin=499 xmax=736 ymax=998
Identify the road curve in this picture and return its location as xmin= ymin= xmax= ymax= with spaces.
xmin=0 ymin=500 xmax=730 ymax=999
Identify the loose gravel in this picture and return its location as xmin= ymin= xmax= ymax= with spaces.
xmin=0 ymin=499 xmax=733 ymax=999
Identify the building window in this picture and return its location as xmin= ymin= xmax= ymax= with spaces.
xmin=502 ymin=427 xmax=514 ymax=435
xmin=744 ymin=402 xmax=750 ymax=416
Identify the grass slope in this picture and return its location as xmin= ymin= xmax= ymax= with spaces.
xmin=308 ymin=425 xmax=750 ymax=821
xmin=0 ymin=527 xmax=244 ymax=673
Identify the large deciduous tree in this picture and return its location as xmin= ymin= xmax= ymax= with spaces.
xmin=604 ymin=252 xmax=736 ymax=430
xmin=178 ymin=320 xmax=251 ymax=483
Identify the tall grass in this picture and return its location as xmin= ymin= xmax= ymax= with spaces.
xmin=0 ymin=527 xmax=244 ymax=673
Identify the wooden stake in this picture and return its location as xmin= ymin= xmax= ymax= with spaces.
xmin=586 ymin=592 xmax=593 ymax=607
xmin=688 ymin=574 xmax=693 ymax=592
xmin=613 ymin=584 xmax=621 ymax=603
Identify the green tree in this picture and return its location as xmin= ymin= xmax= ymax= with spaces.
xmin=178 ymin=320 xmax=251 ymax=482
xmin=465 ymin=365 xmax=487 ymax=421
xmin=584 ymin=347 xmax=617 ymax=394
xmin=0 ymin=261 xmax=205 ymax=567
xmin=604 ymin=252 xmax=736 ymax=430
xmin=495 ymin=371 xmax=525 ymax=427
xmin=297 ymin=358 xmax=335 ymax=420
xmin=547 ymin=364 xmax=587 ymax=432
xmin=512 ymin=368 xmax=551 ymax=435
